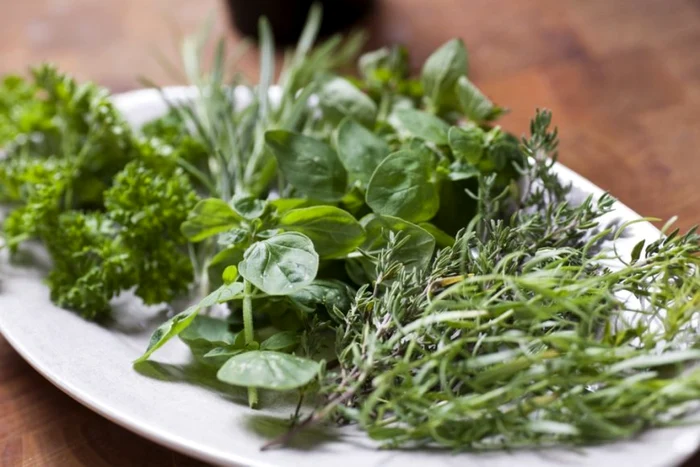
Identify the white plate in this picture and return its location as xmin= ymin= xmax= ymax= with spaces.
xmin=1 ymin=88 xmax=698 ymax=467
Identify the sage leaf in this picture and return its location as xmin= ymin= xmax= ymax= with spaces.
xmin=279 ymin=205 xmax=366 ymax=258
xmin=456 ymin=75 xmax=505 ymax=123
xmin=391 ymin=108 xmax=450 ymax=145
xmin=421 ymin=38 xmax=468 ymax=112
xmin=217 ymin=350 xmax=321 ymax=390
xmin=181 ymin=198 xmax=242 ymax=242
xmin=238 ymin=232 xmax=319 ymax=295
xmin=335 ymin=117 xmax=390 ymax=185
xmin=366 ymin=148 xmax=439 ymax=223
xmin=265 ymin=130 xmax=347 ymax=202
xmin=318 ymin=76 xmax=377 ymax=128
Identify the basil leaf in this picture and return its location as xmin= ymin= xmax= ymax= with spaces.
xmin=318 ymin=76 xmax=377 ymax=128
xmin=135 ymin=281 xmax=245 ymax=363
xmin=269 ymin=198 xmax=320 ymax=214
xmin=418 ymin=222 xmax=456 ymax=248
xmin=265 ymin=130 xmax=347 ymax=202
xmin=279 ymin=205 xmax=366 ymax=258
xmin=421 ymin=38 xmax=468 ymax=112
xmin=335 ymin=117 xmax=390 ymax=185
xmin=391 ymin=108 xmax=450 ymax=145
xmin=289 ymin=279 xmax=355 ymax=314
xmin=260 ymin=331 xmax=300 ymax=351
xmin=216 ymin=350 xmax=320 ymax=390
xmin=135 ymin=308 xmax=200 ymax=363
xmin=197 ymin=282 xmax=245 ymax=308
xmin=360 ymin=214 xmax=436 ymax=272
xmin=366 ymin=148 xmax=439 ymax=223
xmin=209 ymin=246 xmax=245 ymax=268
xmin=456 ymin=75 xmax=505 ymax=123
xmin=448 ymin=125 xmax=485 ymax=165
xmin=181 ymin=198 xmax=242 ymax=242
xmin=231 ymin=194 xmax=267 ymax=220
xmin=180 ymin=315 xmax=237 ymax=366
xmin=238 ymin=232 xmax=319 ymax=296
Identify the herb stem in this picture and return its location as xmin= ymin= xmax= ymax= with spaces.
xmin=242 ymin=279 xmax=258 ymax=408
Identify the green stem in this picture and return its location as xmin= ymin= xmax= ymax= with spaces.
xmin=242 ymin=279 xmax=258 ymax=408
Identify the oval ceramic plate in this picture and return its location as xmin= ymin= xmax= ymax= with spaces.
xmin=1 ymin=88 xmax=699 ymax=467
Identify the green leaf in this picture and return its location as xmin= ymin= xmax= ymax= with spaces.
xmin=630 ymin=240 xmax=645 ymax=264
xmin=456 ymin=75 xmax=504 ymax=123
xmin=419 ymin=222 xmax=455 ymax=247
xmin=279 ymin=205 xmax=366 ymax=258
xmin=231 ymin=195 xmax=267 ymax=220
xmin=260 ymin=331 xmax=300 ymax=351
xmin=222 ymin=265 xmax=239 ymax=284
xmin=318 ymin=76 xmax=377 ymax=128
xmin=238 ymin=232 xmax=319 ymax=296
xmin=448 ymin=125 xmax=485 ymax=165
xmin=217 ymin=350 xmax=320 ymax=390
xmin=289 ymin=279 xmax=355 ymax=314
xmin=134 ymin=280 xmax=246 ymax=363
xmin=265 ymin=130 xmax=347 ymax=202
xmin=179 ymin=315 xmax=237 ymax=366
xmin=366 ymin=148 xmax=439 ymax=223
xmin=269 ymin=198 xmax=320 ymax=214
xmin=391 ymin=108 xmax=450 ymax=145
xmin=135 ymin=308 xmax=200 ymax=363
xmin=360 ymin=214 xmax=436 ymax=271
xmin=335 ymin=118 xmax=390 ymax=185
xmin=421 ymin=38 xmax=468 ymax=112
xmin=181 ymin=198 xmax=242 ymax=242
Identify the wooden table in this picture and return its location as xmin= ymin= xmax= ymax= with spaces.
xmin=2 ymin=0 xmax=700 ymax=465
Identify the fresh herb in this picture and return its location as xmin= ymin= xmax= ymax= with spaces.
xmin=2 ymin=5 xmax=699 ymax=454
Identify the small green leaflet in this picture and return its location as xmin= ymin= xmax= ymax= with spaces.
xmin=222 ymin=265 xmax=239 ymax=284
xmin=134 ymin=281 xmax=244 ymax=363
xmin=260 ymin=331 xmax=300 ymax=351
xmin=390 ymin=108 xmax=450 ymax=145
xmin=318 ymin=76 xmax=377 ymax=128
xmin=265 ymin=130 xmax=348 ymax=202
xmin=421 ymin=38 xmax=468 ymax=112
xmin=216 ymin=350 xmax=321 ymax=390
xmin=181 ymin=198 xmax=241 ymax=242
xmin=366 ymin=148 xmax=440 ymax=223
xmin=279 ymin=205 xmax=366 ymax=258
xmin=456 ymin=75 xmax=504 ymax=123
xmin=335 ymin=117 xmax=389 ymax=185
xmin=360 ymin=214 xmax=436 ymax=272
xmin=238 ymin=232 xmax=319 ymax=295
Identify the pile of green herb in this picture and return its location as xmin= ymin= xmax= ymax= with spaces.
xmin=1 ymin=6 xmax=699 ymax=451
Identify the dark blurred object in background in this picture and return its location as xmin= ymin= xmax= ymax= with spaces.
xmin=225 ymin=0 xmax=374 ymax=44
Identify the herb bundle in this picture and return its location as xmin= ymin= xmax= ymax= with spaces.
xmin=1 ymin=5 xmax=699 ymax=452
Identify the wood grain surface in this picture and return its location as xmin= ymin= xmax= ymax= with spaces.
xmin=2 ymin=0 xmax=700 ymax=465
